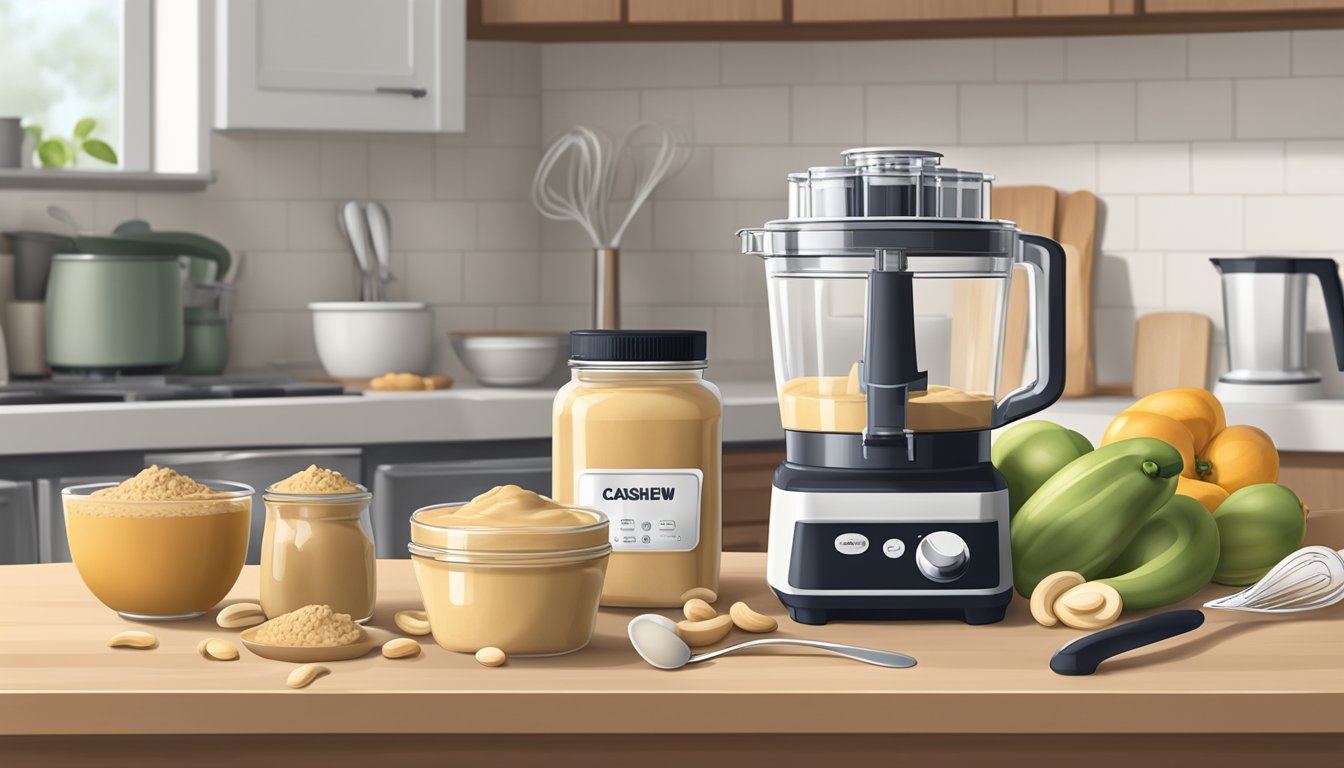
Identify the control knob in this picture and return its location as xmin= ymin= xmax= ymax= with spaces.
xmin=915 ymin=531 xmax=969 ymax=582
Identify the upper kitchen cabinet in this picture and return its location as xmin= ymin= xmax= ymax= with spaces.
xmin=215 ymin=0 xmax=465 ymax=133
xmin=793 ymin=0 xmax=1014 ymax=22
xmin=1015 ymin=0 xmax=1135 ymax=15
xmin=481 ymin=0 xmax=621 ymax=24
xmin=1147 ymin=0 xmax=1344 ymax=10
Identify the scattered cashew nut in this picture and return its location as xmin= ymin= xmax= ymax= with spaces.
xmin=676 ymin=614 xmax=734 ymax=647
xmin=216 ymin=602 xmax=266 ymax=629
xmin=1054 ymin=582 xmax=1123 ymax=630
xmin=382 ymin=638 xmax=421 ymax=659
xmin=475 ymin=646 xmax=507 ymax=667
xmin=683 ymin=598 xmax=717 ymax=622
xmin=679 ymin=587 xmax=718 ymax=604
xmin=287 ymin=663 xmax=329 ymax=689
xmin=728 ymin=601 xmax=777 ymax=633
xmin=107 ymin=631 xmax=158 ymax=649
xmin=1030 ymin=571 xmax=1086 ymax=627
xmin=198 ymin=637 xmax=239 ymax=661
xmin=394 ymin=610 xmax=432 ymax=636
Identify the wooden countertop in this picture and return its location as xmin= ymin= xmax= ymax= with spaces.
xmin=3 ymin=513 xmax=1343 ymax=738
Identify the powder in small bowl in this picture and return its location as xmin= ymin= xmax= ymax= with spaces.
xmin=253 ymin=604 xmax=363 ymax=647
xmin=270 ymin=465 xmax=360 ymax=495
xmin=92 ymin=465 xmax=225 ymax=501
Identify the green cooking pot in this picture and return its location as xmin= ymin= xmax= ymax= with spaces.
xmin=43 ymin=234 xmax=230 ymax=374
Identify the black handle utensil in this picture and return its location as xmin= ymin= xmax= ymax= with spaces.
xmin=1049 ymin=610 xmax=1205 ymax=676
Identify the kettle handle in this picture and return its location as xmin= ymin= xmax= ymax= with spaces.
xmin=995 ymin=233 xmax=1066 ymax=426
xmin=1298 ymin=258 xmax=1344 ymax=371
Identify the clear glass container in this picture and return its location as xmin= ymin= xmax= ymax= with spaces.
xmin=742 ymin=219 xmax=1063 ymax=435
xmin=553 ymin=354 xmax=722 ymax=608
xmin=63 ymin=480 xmax=253 ymax=621
xmin=408 ymin=503 xmax=610 ymax=655
xmin=260 ymin=487 xmax=376 ymax=622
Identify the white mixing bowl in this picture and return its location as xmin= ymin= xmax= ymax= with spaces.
xmin=449 ymin=331 xmax=566 ymax=387
xmin=309 ymin=302 xmax=433 ymax=378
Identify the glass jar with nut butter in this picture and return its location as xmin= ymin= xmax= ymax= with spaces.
xmin=552 ymin=330 xmax=722 ymax=608
xmin=260 ymin=465 xmax=376 ymax=622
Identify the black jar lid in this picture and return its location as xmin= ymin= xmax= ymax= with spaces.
xmin=569 ymin=330 xmax=707 ymax=364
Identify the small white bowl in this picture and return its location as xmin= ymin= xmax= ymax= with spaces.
xmin=309 ymin=301 xmax=433 ymax=378
xmin=449 ymin=331 xmax=566 ymax=387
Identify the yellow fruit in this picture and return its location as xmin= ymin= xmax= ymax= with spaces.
xmin=1176 ymin=475 xmax=1230 ymax=513
xmin=1127 ymin=388 xmax=1226 ymax=453
xmin=1102 ymin=410 xmax=1196 ymax=478
xmin=1200 ymin=425 xmax=1279 ymax=494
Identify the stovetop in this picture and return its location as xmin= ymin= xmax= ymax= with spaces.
xmin=0 ymin=377 xmax=349 ymax=405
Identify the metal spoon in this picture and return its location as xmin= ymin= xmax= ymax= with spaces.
xmin=339 ymin=201 xmax=375 ymax=301
xmin=364 ymin=201 xmax=395 ymax=300
xmin=627 ymin=614 xmax=917 ymax=670
xmin=47 ymin=204 xmax=84 ymax=236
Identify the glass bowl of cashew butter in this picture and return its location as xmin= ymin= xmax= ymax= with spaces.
xmin=408 ymin=485 xmax=610 ymax=656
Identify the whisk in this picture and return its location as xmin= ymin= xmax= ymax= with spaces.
xmin=1204 ymin=545 xmax=1344 ymax=613
xmin=532 ymin=122 xmax=688 ymax=329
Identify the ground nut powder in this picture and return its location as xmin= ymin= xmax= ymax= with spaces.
xmin=271 ymin=465 xmax=359 ymax=495
xmin=91 ymin=465 xmax=225 ymax=501
xmin=253 ymin=604 xmax=363 ymax=647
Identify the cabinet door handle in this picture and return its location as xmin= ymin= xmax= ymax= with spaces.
xmin=375 ymin=87 xmax=428 ymax=99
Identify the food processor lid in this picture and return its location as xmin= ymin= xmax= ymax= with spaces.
xmin=739 ymin=217 xmax=1018 ymax=273
xmin=841 ymin=148 xmax=944 ymax=168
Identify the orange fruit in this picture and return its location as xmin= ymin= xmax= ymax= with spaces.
xmin=1128 ymin=388 xmax=1226 ymax=453
xmin=1200 ymin=425 xmax=1279 ymax=494
xmin=1102 ymin=410 xmax=1197 ymax=479
xmin=1176 ymin=476 xmax=1230 ymax=513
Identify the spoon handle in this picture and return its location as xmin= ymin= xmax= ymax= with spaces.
xmin=689 ymin=638 xmax=916 ymax=668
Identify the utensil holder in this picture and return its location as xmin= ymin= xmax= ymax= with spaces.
xmin=594 ymin=248 xmax=619 ymax=330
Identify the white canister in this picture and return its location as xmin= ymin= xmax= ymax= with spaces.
xmin=6 ymin=300 xmax=47 ymax=376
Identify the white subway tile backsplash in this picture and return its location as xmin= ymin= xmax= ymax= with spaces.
xmin=1286 ymin=141 xmax=1344 ymax=193
xmin=253 ymin=137 xmax=321 ymax=200
xmin=93 ymin=193 xmax=137 ymax=233
xmin=1099 ymin=195 xmax=1137 ymax=252
xmin=318 ymin=140 xmax=368 ymax=200
xmin=1237 ymin=79 xmax=1344 ymax=140
xmin=1093 ymin=307 xmax=1142 ymax=385
xmin=1192 ymin=142 xmax=1284 ymax=194
xmin=464 ymin=251 xmax=541 ymax=304
xmin=691 ymin=251 xmax=740 ymax=305
xmin=385 ymin=202 xmax=476 ymax=250
xmin=1027 ymin=83 xmax=1134 ymax=143
xmin=1245 ymin=196 xmax=1344 ymax=252
xmin=196 ymin=200 xmax=288 ymax=251
xmin=235 ymin=251 xmax=354 ymax=311
xmin=649 ymin=304 xmax=712 ymax=331
xmin=203 ymin=131 xmax=255 ymax=199
xmin=1137 ymin=80 xmax=1232 ymax=141
xmin=713 ymin=306 xmax=758 ymax=362
xmin=403 ymin=251 xmax=464 ymax=304
xmin=651 ymin=146 xmax=713 ymax=200
xmin=286 ymin=201 xmax=346 ymax=252
xmin=1065 ymin=35 xmax=1186 ymax=81
xmin=542 ymin=43 xmax=720 ymax=90
xmin=1098 ymin=143 xmax=1190 ymax=195
xmin=369 ymin=140 xmax=435 ymax=200
xmin=1162 ymin=253 xmax=1225 ymax=316
xmin=694 ymin=88 xmax=790 ymax=145
xmin=1138 ymin=196 xmax=1242 ymax=251
xmin=1095 ymin=251 xmax=1165 ymax=309
xmin=620 ymin=250 xmax=695 ymax=305
xmin=540 ymin=250 xmax=592 ymax=304
xmin=467 ymin=41 xmax=516 ymax=96
xmin=652 ymin=200 xmax=743 ymax=251
xmin=464 ymin=147 xmax=541 ymax=201
xmin=958 ymin=84 xmax=1025 ymax=145
xmin=813 ymin=40 xmax=994 ymax=84
xmin=512 ymin=44 xmax=542 ymax=96
xmin=866 ymin=85 xmax=958 ymax=145
xmin=723 ymin=43 xmax=813 ymax=86
xmin=494 ymin=303 xmax=588 ymax=333
xmin=792 ymin=85 xmax=863 ymax=145
xmin=712 ymin=146 xmax=816 ymax=200
xmin=1292 ymin=30 xmax=1344 ymax=76
xmin=434 ymin=147 xmax=466 ymax=201
xmin=1189 ymin=32 xmax=1290 ymax=79
xmin=229 ymin=312 xmax=287 ymax=371
xmin=995 ymin=38 xmax=1064 ymax=83
xmin=542 ymin=90 xmax=641 ymax=143
xmin=947 ymin=144 xmax=1097 ymax=190
xmin=135 ymin=192 xmax=198 ymax=230
xmin=487 ymin=97 xmax=542 ymax=146
xmin=476 ymin=202 xmax=540 ymax=250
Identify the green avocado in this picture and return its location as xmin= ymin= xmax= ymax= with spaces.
xmin=992 ymin=420 xmax=1094 ymax=517
xmin=1212 ymin=483 xmax=1307 ymax=586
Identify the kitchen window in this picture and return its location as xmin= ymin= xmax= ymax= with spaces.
xmin=0 ymin=0 xmax=209 ymax=189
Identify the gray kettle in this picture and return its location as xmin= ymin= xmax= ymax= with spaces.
xmin=45 ymin=235 xmax=229 ymax=375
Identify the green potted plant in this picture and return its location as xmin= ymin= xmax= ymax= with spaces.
xmin=24 ymin=117 xmax=118 ymax=168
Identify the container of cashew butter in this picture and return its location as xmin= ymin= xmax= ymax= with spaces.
xmin=408 ymin=485 xmax=610 ymax=656
xmin=552 ymin=330 xmax=722 ymax=607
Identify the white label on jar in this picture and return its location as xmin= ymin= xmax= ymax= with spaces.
xmin=578 ymin=468 xmax=702 ymax=553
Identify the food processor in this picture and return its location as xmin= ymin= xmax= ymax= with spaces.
xmin=739 ymin=148 xmax=1066 ymax=625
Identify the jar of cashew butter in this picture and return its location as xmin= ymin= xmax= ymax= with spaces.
xmin=553 ymin=330 xmax=722 ymax=607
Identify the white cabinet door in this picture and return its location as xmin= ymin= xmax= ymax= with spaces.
xmin=216 ymin=0 xmax=464 ymax=133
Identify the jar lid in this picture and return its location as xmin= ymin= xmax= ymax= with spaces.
xmin=569 ymin=330 xmax=707 ymax=364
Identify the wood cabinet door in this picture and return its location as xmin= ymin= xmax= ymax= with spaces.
xmin=1147 ymin=0 xmax=1344 ymax=11
xmin=481 ymin=0 xmax=621 ymax=23
xmin=795 ymin=0 xmax=1015 ymax=22
xmin=217 ymin=0 xmax=463 ymax=132
xmin=1016 ymin=0 xmax=1135 ymax=15
xmin=628 ymin=0 xmax=785 ymax=23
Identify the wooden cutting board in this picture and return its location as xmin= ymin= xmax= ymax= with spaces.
xmin=306 ymin=375 xmax=454 ymax=392
xmin=1057 ymin=190 xmax=1098 ymax=398
xmin=1131 ymin=312 xmax=1212 ymax=397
